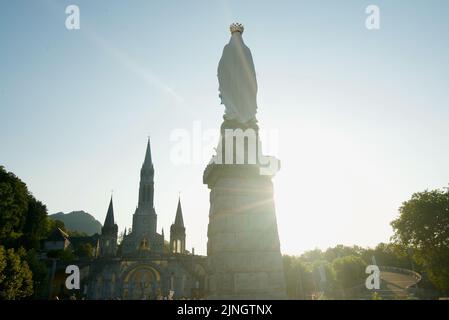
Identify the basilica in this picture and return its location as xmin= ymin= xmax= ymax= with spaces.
xmin=45 ymin=24 xmax=286 ymax=300
xmin=85 ymin=139 xmax=207 ymax=299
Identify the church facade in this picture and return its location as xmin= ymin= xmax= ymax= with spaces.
xmin=85 ymin=140 xmax=207 ymax=299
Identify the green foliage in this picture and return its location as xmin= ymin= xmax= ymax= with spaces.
xmin=361 ymin=242 xmax=410 ymax=269
xmin=300 ymin=248 xmax=324 ymax=263
xmin=67 ymin=230 xmax=88 ymax=237
xmin=311 ymin=260 xmax=337 ymax=295
xmin=59 ymin=249 xmax=75 ymax=263
xmin=19 ymin=196 xmax=51 ymax=250
xmin=0 ymin=246 xmax=33 ymax=300
xmin=48 ymin=219 xmax=67 ymax=233
xmin=284 ymin=243 xmax=424 ymax=299
xmin=283 ymin=255 xmax=314 ymax=299
xmin=0 ymin=166 xmax=54 ymax=250
xmin=0 ymin=167 xmax=67 ymax=299
xmin=371 ymin=292 xmax=382 ymax=300
xmin=75 ymin=243 xmax=93 ymax=259
xmin=283 ymin=256 xmax=340 ymax=299
xmin=332 ymin=255 xmax=367 ymax=294
xmin=391 ymin=187 xmax=449 ymax=294
xmin=392 ymin=188 xmax=449 ymax=248
xmin=324 ymin=245 xmax=364 ymax=262
xmin=0 ymin=167 xmax=29 ymax=246
xmin=25 ymin=249 xmax=49 ymax=298
xmin=283 ymin=186 xmax=449 ymax=299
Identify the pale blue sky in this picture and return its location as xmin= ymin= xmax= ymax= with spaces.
xmin=1 ymin=0 xmax=449 ymax=255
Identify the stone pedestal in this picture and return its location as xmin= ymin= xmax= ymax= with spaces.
xmin=203 ymin=163 xmax=286 ymax=299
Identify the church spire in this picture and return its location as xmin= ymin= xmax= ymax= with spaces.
xmin=170 ymin=196 xmax=186 ymax=254
xmin=143 ymin=137 xmax=153 ymax=167
xmin=138 ymin=138 xmax=155 ymax=210
xmin=100 ymin=196 xmax=118 ymax=257
xmin=174 ymin=197 xmax=184 ymax=227
xmin=103 ymin=196 xmax=115 ymax=227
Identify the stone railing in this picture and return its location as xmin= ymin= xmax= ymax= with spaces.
xmin=379 ymin=265 xmax=422 ymax=287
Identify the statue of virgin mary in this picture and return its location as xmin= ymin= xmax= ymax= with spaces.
xmin=217 ymin=23 xmax=258 ymax=124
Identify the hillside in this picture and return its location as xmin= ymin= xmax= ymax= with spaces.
xmin=49 ymin=210 xmax=102 ymax=235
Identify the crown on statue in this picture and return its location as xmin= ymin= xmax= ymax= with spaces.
xmin=230 ymin=23 xmax=244 ymax=34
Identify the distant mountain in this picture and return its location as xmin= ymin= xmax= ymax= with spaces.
xmin=49 ymin=211 xmax=102 ymax=236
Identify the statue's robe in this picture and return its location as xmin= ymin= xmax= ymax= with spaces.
xmin=217 ymin=32 xmax=258 ymax=124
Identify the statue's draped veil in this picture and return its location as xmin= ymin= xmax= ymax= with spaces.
xmin=217 ymin=32 xmax=258 ymax=124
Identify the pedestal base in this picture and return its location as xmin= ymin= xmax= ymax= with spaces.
xmin=204 ymin=164 xmax=286 ymax=299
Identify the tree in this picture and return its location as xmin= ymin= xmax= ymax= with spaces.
xmin=0 ymin=246 xmax=33 ymax=300
xmin=0 ymin=166 xmax=61 ymax=298
xmin=48 ymin=219 xmax=67 ymax=233
xmin=323 ymin=245 xmax=363 ymax=263
xmin=20 ymin=196 xmax=51 ymax=250
xmin=300 ymin=248 xmax=324 ymax=263
xmin=332 ymin=255 xmax=366 ymax=297
xmin=68 ymin=230 xmax=88 ymax=237
xmin=0 ymin=166 xmax=29 ymax=246
xmin=0 ymin=166 xmax=53 ymax=250
xmin=311 ymin=260 xmax=337 ymax=297
xmin=283 ymin=255 xmax=314 ymax=299
xmin=391 ymin=187 xmax=449 ymax=294
xmin=360 ymin=242 xmax=410 ymax=269
xmin=75 ymin=243 xmax=93 ymax=259
xmin=25 ymin=249 xmax=49 ymax=298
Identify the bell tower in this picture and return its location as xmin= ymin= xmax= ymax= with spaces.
xmin=131 ymin=138 xmax=158 ymax=248
xmin=138 ymin=138 xmax=155 ymax=211
xmin=100 ymin=196 xmax=118 ymax=257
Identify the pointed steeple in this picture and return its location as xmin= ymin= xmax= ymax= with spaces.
xmin=104 ymin=196 xmax=115 ymax=227
xmin=138 ymin=138 xmax=155 ymax=211
xmin=174 ymin=197 xmax=184 ymax=227
xmin=100 ymin=195 xmax=118 ymax=257
xmin=143 ymin=137 xmax=153 ymax=167
xmin=161 ymin=228 xmax=165 ymax=240
xmin=170 ymin=196 xmax=186 ymax=254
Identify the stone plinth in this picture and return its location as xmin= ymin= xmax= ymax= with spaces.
xmin=203 ymin=163 xmax=286 ymax=299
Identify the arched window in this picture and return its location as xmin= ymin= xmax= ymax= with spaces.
xmin=177 ymin=239 xmax=182 ymax=253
